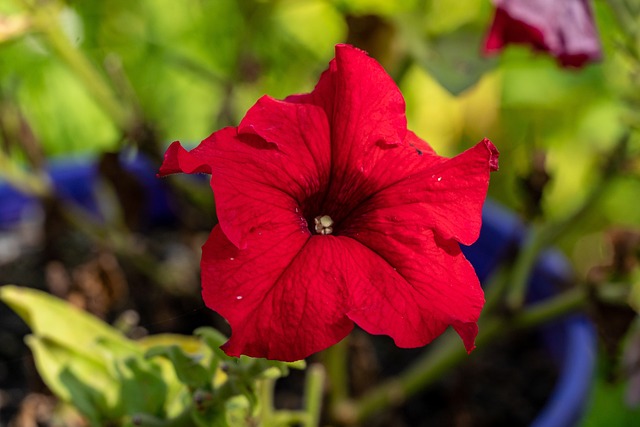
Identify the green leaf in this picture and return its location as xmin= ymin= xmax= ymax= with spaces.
xmin=413 ymin=29 xmax=497 ymax=95
xmin=195 ymin=327 xmax=231 ymax=366
xmin=25 ymin=335 xmax=117 ymax=424
xmin=0 ymin=285 xmax=139 ymax=358
xmin=581 ymin=371 xmax=640 ymax=426
xmin=225 ymin=395 xmax=252 ymax=427
xmin=139 ymin=333 xmax=205 ymax=354
xmin=0 ymin=286 xmax=170 ymax=421
xmin=114 ymin=356 xmax=168 ymax=417
xmin=146 ymin=345 xmax=210 ymax=390
xmin=253 ymin=359 xmax=306 ymax=380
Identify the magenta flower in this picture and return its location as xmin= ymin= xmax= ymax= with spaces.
xmin=159 ymin=45 xmax=499 ymax=361
xmin=484 ymin=0 xmax=602 ymax=68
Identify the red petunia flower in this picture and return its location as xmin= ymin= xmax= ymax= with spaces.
xmin=483 ymin=0 xmax=602 ymax=68
xmin=159 ymin=45 xmax=499 ymax=361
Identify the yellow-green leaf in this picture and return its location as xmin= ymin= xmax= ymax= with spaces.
xmin=0 ymin=285 xmax=139 ymax=358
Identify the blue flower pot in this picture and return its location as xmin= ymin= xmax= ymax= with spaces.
xmin=0 ymin=155 xmax=596 ymax=427
xmin=462 ymin=202 xmax=597 ymax=427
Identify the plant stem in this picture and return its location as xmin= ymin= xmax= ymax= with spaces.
xmin=258 ymin=378 xmax=275 ymax=423
xmin=323 ymin=336 xmax=349 ymax=415
xmin=505 ymin=225 xmax=546 ymax=310
xmin=512 ymin=287 xmax=588 ymax=329
xmin=336 ymin=286 xmax=589 ymax=425
xmin=303 ymin=364 xmax=326 ymax=427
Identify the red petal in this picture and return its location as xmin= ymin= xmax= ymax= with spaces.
xmin=337 ymin=139 xmax=497 ymax=352
xmin=484 ymin=7 xmax=547 ymax=53
xmin=160 ymin=97 xmax=331 ymax=250
xmin=160 ymin=44 xmax=498 ymax=360
xmin=287 ymin=45 xmax=411 ymax=219
xmin=484 ymin=0 xmax=601 ymax=68
xmin=158 ymin=140 xmax=216 ymax=176
xmin=287 ymin=44 xmax=406 ymax=148
xmin=344 ymin=225 xmax=484 ymax=353
xmin=202 ymin=226 xmax=354 ymax=361
xmin=213 ymin=99 xmax=330 ymax=249
xmin=342 ymin=137 xmax=498 ymax=246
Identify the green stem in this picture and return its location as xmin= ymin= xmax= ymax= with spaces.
xmin=25 ymin=1 xmax=132 ymax=132
xmin=505 ymin=225 xmax=546 ymax=310
xmin=303 ymin=364 xmax=326 ymax=427
xmin=482 ymin=263 xmax=514 ymax=314
xmin=512 ymin=287 xmax=588 ymax=329
xmin=323 ymin=336 xmax=349 ymax=415
xmin=337 ymin=287 xmax=589 ymax=425
xmin=258 ymin=378 xmax=276 ymax=423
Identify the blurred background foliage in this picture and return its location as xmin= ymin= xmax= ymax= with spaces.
xmin=2 ymin=0 xmax=636 ymax=232
xmin=2 ymin=0 xmax=640 ymax=425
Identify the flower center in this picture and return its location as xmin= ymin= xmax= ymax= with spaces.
xmin=313 ymin=215 xmax=334 ymax=235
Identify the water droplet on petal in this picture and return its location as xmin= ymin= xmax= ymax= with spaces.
xmin=295 ymin=207 xmax=299 ymax=213
xmin=236 ymin=295 xmax=243 ymax=300
xmin=229 ymin=257 xmax=235 ymax=261
xmin=437 ymin=176 xmax=442 ymax=182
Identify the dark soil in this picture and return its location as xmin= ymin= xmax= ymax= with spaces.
xmin=273 ymin=329 xmax=558 ymax=427
xmin=382 ymin=331 xmax=558 ymax=427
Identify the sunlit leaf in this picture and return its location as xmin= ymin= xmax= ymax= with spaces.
xmin=417 ymin=29 xmax=497 ymax=95
xmin=225 ymin=395 xmax=252 ymax=427
xmin=401 ymin=64 xmax=463 ymax=155
xmin=0 ymin=285 xmax=139 ymax=357
xmin=25 ymin=335 xmax=117 ymax=424
xmin=145 ymin=345 xmax=210 ymax=390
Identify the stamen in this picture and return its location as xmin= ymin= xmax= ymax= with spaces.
xmin=314 ymin=215 xmax=334 ymax=235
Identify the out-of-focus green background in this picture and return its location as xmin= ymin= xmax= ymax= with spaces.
xmin=2 ymin=0 xmax=640 ymax=425
xmin=2 ymin=0 xmax=636 ymax=234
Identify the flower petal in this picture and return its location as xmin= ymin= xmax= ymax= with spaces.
xmin=337 ymin=138 xmax=496 ymax=352
xmin=160 ymin=97 xmax=331 ymax=249
xmin=287 ymin=45 xmax=411 ymax=219
xmin=159 ymin=43 xmax=499 ymax=361
xmin=484 ymin=0 xmax=602 ymax=68
xmin=158 ymin=139 xmax=217 ymax=176
xmin=202 ymin=226 xmax=354 ymax=361
xmin=288 ymin=44 xmax=406 ymax=147
xmin=344 ymin=223 xmax=484 ymax=353
xmin=342 ymin=137 xmax=498 ymax=246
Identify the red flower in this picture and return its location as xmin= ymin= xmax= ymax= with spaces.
xmin=484 ymin=0 xmax=602 ymax=68
xmin=159 ymin=45 xmax=499 ymax=361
